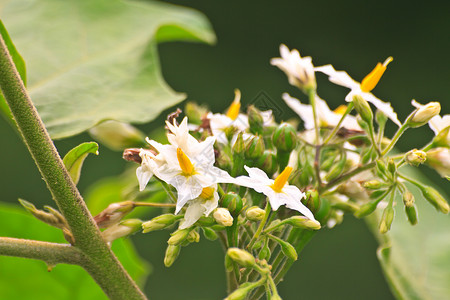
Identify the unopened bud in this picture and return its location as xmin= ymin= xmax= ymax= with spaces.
xmin=303 ymin=190 xmax=321 ymax=213
xmin=273 ymin=123 xmax=297 ymax=152
xmin=379 ymin=206 xmax=395 ymax=234
xmin=89 ymin=120 xmax=146 ymax=150
xmin=19 ymin=199 xmax=67 ymax=229
xmin=221 ymin=193 xmax=243 ymax=217
xmin=168 ymin=228 xmax=192 ymax=245
xmin=355 ymin=200 xmax=379 ymax=218
xmin=94 ymin=201 xmax=135 ymax=228
xmin=184 ymin=102 xmax=208 ymax=125
xmin=408 ymin=101 xmax=441 ymax=127
xmin=257 ymin=151 xmax=278 ymax=177
xmin=142 ymin=214 xmax=181 ymax=233
xmin=405 ymin=149 xmax=427 ymax=167
xmin=213 ymin=208 xmax=234 ymax=227
xmin=258 ymin=243 xmax=271 ymax=260
xmin=388 ymin=159 xmax=396 ymax=175
xmin=405 ymin=205 xmax=418 ymax=225
xmin=247 ymin=105 xmax=265 ymax=135
xmin=432 ymin=126 xmax=450 ymax=147
xmin=273 ymin=237 xmax=297 ymax=261
xmin=375 ymin=109 xmax=388 ymax=127
xmin=102 ymin=219 xmax=142 ymax=243
xmin=418 ymin=184 xmax=449 ymax=214
xmin=363 ymin=180 xmax=383 ymax=190
xmin=284 ymin=216 xmax=321 ymax=230
xmin=227 ymin=248 xmax=256 ymax=268
xmin=164 ymin=244 xmax=181 ymax=267
xmin=402 ymin=191 xmax=415 ymax=207
xmin=246 ymin=206 xmax=266 ymax=221
xmin=244 ymin=135 xmax=265 ymax=159
xmin=376 ymin=160 xmax=388 ymax=177
xmin=186 ymin=230 xmax=200 ymax=243
xmin=426 ymin=147 xmax=450 ymax=178
xmin=201 ymin=227 xmax=218 ymax=241
xmin=352 ymin=94 xmax=373 ymax=125
xmin=325 ymin=156 xmax=346 ymax=182
xmin=225 ymin=285 xmax=253 ymax=300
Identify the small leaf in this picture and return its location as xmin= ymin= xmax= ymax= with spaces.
xmin=0 ymin=20 xmax=26 ymax=125
xmin=62 ymin=142 xmax=99 ymax=185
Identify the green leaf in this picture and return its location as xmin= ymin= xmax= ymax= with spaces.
xmin=0 ymin=0 xmax=215 ymax=139
xmin=0 ymin=20 xmax=27 ymax=125
xmin=0 ymin=203 xmax=150 ymax=300
xmin=366 ymin=167 xmax=450 ymax=300
xmin=62 ymin=142 xmax=99 ymax=185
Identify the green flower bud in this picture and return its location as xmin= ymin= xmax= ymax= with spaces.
xmin=246 ymin=206 xmax=266 ymax=221
xmin=277 ymin=239 xmax=298 ymax=261
xmin=357 ymin=115 xmax=370 ymax=131
xmin=257 ymin=150 xmax=278 ymax=177
xmin=376 ymin=160 xmax=388 ymax=178
xmin=405 ymin=204 xmax=418 ymax=225
xmin=247 ymin=105 xmax=264 ymax=135
xmin=402 ymin=191 xmax=415 ymax=208
xmin=405 ymin=149 xmax=427 ymax=167
xmin=232 ymin=132 xmax=245 ymax=156
xmin=94 ymin=201 xmax=135 ymax=229
xmin=89 ymin=120 xmax=146 ymax=151
xmin=355 ymin=200 xmax=379 ymax=218
xmin=142 ymin=214 xmax=182 ymax=233
xmin=303 ymin=190 xmax=321 ymax=213
xmin=19 ymin=199 xmax=66 ymax=229
xmin=225 ymin=285 xmax=252 ymax=300
xmin=184 ymin=102 xmax=208 ymax=125
xmin=244 ymin=135 xmax=265 ymax=159
xmin=363 ymin=180 xmax=383 ymax=190
xmin=283 ymin=216 xmax=321 ymax=230
xmin=352 ymin=94 xmax=373 ymax=125
xmin=272 ymin=123 xmax=297 ymax=152
xmin=102 ymin=219 xmax=142 ymax=243
xmin=213 ymin=208 xmax=234 ymax=227
xmin=418 ymin=184 xmax=449 ymax=214
xmin=164 ymin=244 xmax=181 ymax=267
xmin=195 ymin=216 xmax=216 ymax=227
xmin=258 ymin=243 xmax=271 ymax=260
xmin=324 ymin=155 xmax=346 ymax=182
xmin=227 ymin=248 xmax=256 ymax=268
xmin=379 ymin=206 xmax=395 ymax=234
xmin=432 ymin=126 xmax=450 ymax=147
xmin=375 ymin=109 xmax=388 ymax=127
xmin=314 ymin=198 xmax=331 ymax=224
xmin=186 ymin=230 xmax=200 ymax=243
xmin=168 ymin=228 xmax=192 ymax=245
xmin=201 ymin=227 xmax=218 ymax=241
xmin=221 ymin=193 xmax=243 ymax=217
xmin=408 ymin=101 xmax=441 ymax=127
xmin=388 ymin=158 xmax=396 ymax=175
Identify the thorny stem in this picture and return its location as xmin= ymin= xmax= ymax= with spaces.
xmin=0 ymin=35 xmax=146 ymax=299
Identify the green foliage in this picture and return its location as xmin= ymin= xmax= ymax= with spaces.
xmin=62 ymin=142 xmax=99 ymax=185
xmin=0 ymin=20 xmax=26 ymax=125
xmin=0 ymin=0 xmax=215 ymax=139
xmin=0 ymin=203 xmax=150 ymax=300
xmin=366 ymin=167 xmax=450 ymax=300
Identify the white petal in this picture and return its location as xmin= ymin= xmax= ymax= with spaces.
xmin=282 ymin=93 xmax=315 ymax=130
xmin=363 ymin=92 xmax=401 ymax=126
xmin=282 ymin=186 xmax=316 ymax=220
xmin=315 ymin=64 xmax=359 ymax=90
xmin=136 ymin=165 xmax=153 ymax=191
xmin=180 ymin=199 xmax=207 ymax=229
xmin=244 ymin=166 xmax=271 ymax=182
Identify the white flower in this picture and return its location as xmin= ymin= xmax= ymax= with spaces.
xmin=315 ymin=58 xmax=401 ymax=126
xmin=282 ymin=93 xmax=361 ymax=131
xmin=136 ymin=149 xmax=165 ymax=191
xmin=271 ymin=44 xmax=316 ymax=90
xmin=426 ymin=147 xmax=450 ymax=178
xmin=179 ymin=186 xmax=219 ymax=229
xmin=143 ymin=117 xmax=235 ymax=214
xmin=236 ymin=166 xmax=315 ymax=220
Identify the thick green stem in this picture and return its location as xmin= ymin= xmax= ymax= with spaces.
xmin=0 ymin=36 xmax=146 ymax=299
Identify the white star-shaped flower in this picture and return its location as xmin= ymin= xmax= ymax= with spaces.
xmin=271 ymin=44 xmax=316 ymax=90
xmin=236 ymin=166 xmax=316 ymax=220
xmin=282 ymin=93 xmax=361 ymax=131
xmin=179 ymin=185 xmax=219 ymax=229
xmin=315 ymin=58 xmax=401 ymax=126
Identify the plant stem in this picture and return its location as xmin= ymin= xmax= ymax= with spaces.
xmin=320 ymin=161 xmax=376 ymax=193
xmin=322 ymin=102 xmax=354 ymax=145
xmin=0 ymin=237 xmax=83 ymax=265
xmin=0 ymin=35 xmax=146 ymax=299
xmin=381 ymin=123 xmax=409 ymax=156
xmin=247 ymin=201 xmax=271 ymax=250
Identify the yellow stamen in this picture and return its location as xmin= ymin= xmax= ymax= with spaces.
xmin=225 ymin=89 xmax=241 ymax=120
xmin=200 ymin=187 xmax=215 ymax=199
xmin=333 ymin=105 xmax=347 ymax=115
xmin=271 ymin=166 xmax=293 ymax=193
xmin=176 ymin=148 xmax=195 ymax=175
xmin=360 ymin=57 xmax=393 ymax=93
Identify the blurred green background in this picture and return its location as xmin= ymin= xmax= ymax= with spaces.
xmin=1 ymin=0 xmax=449 ymax=299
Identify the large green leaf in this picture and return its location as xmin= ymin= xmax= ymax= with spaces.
xmin=0 ymin=202 xmax=150 ymax=299
xmin=366 ymin=167 xmax=450 ymax=300
xmin=0 ymin=0 xmax=215 ymax=139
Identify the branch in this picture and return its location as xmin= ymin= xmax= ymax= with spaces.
xmin=0 ymin=35 xmax=146 ymax=299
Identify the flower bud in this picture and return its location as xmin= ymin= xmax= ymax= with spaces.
xmin=94 ymin=201 xmax=135 ymax=228
xmin=164 ymin=244 xmax=181 ymax=267
xmin=363 ymin=180 xmax=383 ymax=190
xmin=184 ymin=102 xmax=208 ymax=125
xmin=405 ymin=205 xmax=418 ymax=225
xmin=258 ymin=243 xmax=271 ymax=260
xmin=273 ymin=123 xmax=297 ymax=152
xmin=405 ymin=149 xmax=427 ymax=167
xmin=388 ymin=158 xmax=396 ymax=175
xmin=375 ymin=109 xmax=388 ymax=127
xmin=221 ymin=193 xmax=243 ymax=217
xmin=227 ymin=248 xmax=256 ymax=268
xmin=142 ymin=214 xmax=182 ymax=233
xmin=284 ymin=216 xmax=321 ymax=230
xmin=186 ymin=230 xmax=200 ymax=243
xmin=19 ymin=199 xmax=67 ymax=229
xmin=201 ymin=227 xmax=218 ymax=241
xmin=244 ymin=135 xmax=265 ymax=159
xmin=102 ymin=219 xmax=142 ymax=243
xmin=246 ymin=206 xmax=266 ymax=221
xmin=168 ymin=228 xmax=192 ymax=245
xmin=303 ymin=190 xmax=321 ymax=213
xmin=352 ymin=94 xmax=373 ymax=125
xmin=379 ymin=206 xmax=395 ymax=234
xmin=426 ymin=148 xmax=450 ymax=178
xmin=257 ymin=150 xmax=278 ymax=178
xmin=402 ymin=191 xmax=415 ymax=208
xmin=213 ymin=208 xmax=234 ymax=227
xmin=232 ymin=132 xmax=245 ymax=156
xmin=279 ymin=239 xmax=298 ymax=261
xmin=354 ymin=200 xmax=379 ymax=218
xmin=89 ymin=120 xmax=146 ymax=150
xmin=225 ymin=285 xmax=252 ymax=300
xmin=418 ymin=184 xmax=449 ymax=214
xmin=432 ymin=126 xmax=450 ymax=147
xmin=247 ymin=105 xmax=265 ymax=135
xmin=408 ymin=101 xmax=441 ymax=127
xmin=324 ymin=155 xmax=346 ymax=182
xmin=195 ymin=216 xmax=216 ymax=227
xmin=376 ymin=160 xmax=388 ymax=177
